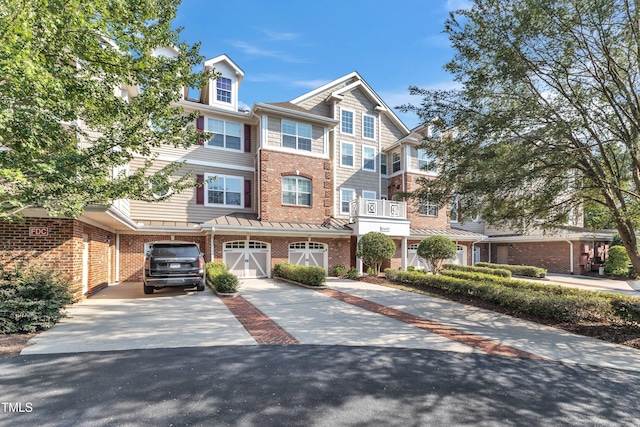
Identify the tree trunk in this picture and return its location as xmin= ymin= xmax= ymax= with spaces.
xmin=614 ymin=222 xmax=640 ymax=277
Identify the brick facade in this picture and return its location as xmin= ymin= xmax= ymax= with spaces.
xmin=481 ymin=241 xmax=578 ymax=274
xmin=387 ymin=173 xmax=449 ymax=229
xmin=118 ymin=234 xmax=207 ymax=282
xmin=212 ymin=234 xmax=350 ymax=275
xmin=260 ymin=150 xmax=332 ymax=223
xmin=0 ymin=218 xmax=114 ymax=297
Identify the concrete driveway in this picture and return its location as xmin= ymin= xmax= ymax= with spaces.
xmin=21 ymin=277 xmax=640 ymax=372
xmin=21 ymin=283 xmax=255 ymax=354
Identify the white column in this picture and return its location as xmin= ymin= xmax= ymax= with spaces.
xmin=356 ymin=235 xmax=363 ymax=275
xmin=401 ymin=237 xmax=407 ymax=270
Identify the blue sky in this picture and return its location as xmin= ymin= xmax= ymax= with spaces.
xmin=174 ymin=0 xmax=471 ymax=129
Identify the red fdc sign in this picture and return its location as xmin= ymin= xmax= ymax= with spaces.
xmin=29 ymin=227 xmax=49 ymax=237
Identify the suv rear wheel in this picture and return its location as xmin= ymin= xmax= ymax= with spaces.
xmin=143 ymin=284 xmax=154 ymax=294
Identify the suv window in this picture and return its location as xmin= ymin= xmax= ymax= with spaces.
xmin=151 ymin=244 xmax=200 ymax=258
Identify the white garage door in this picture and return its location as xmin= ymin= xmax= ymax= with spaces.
xmin=223 ymin=241 xmax=270 ymax=278
xmin=288 ymin=242 xmax=328 ymax=273
xmin=407 ymin=243 xmax=429 ymax=271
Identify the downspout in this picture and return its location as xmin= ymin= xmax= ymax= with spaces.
xmin=210 ymin=229 xmax=215 ymax=263
xmin=564 ymin=236 xmax=574 ymax=274
xmin=471 ymin=237 xmax=485 ymax=266
xmin=488 ymin=242 xmax=492 ymax=263
xmin=377 ymin=111 xmax=382 ymax=198
xmin=333 ymin=100 xmax=338 ymax=218
xmin=115 ymin=232 xmax=120 ymax=283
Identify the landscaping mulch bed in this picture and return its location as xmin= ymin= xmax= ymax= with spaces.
xmin=0 ymin=333 xmax=37 ymax=359
xmin=358 ymin=275 xmax=640 ymax=350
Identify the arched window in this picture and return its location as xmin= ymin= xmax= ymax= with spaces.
xmin=282 ymin=176 xmax=311 ymax=206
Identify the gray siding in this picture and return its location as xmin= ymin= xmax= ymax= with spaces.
xmin=265 ymin=116 xmax=326 ymax=155
xmin=128 ymin=158 xmax=254 ymax=223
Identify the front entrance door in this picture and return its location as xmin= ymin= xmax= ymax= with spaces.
xmin=497 ymin=245 xmax=509 ymax=265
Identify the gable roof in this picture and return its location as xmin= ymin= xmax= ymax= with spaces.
xmin=291 ymin=71 xmax=409 ymax=134
xmin=204 ymin=54 xmax=245 ymax=87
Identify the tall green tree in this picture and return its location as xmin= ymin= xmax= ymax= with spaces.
xmin=0 ymin=0 xmax=213 ymax=219
xmin=401 ymin=0 xmax=640 ymax=273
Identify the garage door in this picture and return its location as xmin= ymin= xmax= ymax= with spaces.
xmin=407 ymin=243 xmax=429 ymax=271
xmin=288 ymin=242 xmax=328 ymax=273
xmin=223 ymin=241 xmax=270 ymax=278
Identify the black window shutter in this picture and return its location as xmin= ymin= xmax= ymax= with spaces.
xmin=244 ymin=180 xmax=251 ymax=208
xmin=244 ymin=124 xmax=251 ymax=152
xmin=196 ymin=116 xmax=205 ymax=145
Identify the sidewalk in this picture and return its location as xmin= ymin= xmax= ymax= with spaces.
xmin=530 ymin=273 xmax=640 ymax=295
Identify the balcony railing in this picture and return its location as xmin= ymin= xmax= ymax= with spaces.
xmin=349 ymin=198 xmax=407 ymax=221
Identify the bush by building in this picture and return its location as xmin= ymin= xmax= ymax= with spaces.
xmin=475 ymin=262 xmax=547 ymax=278
xmin=442 ymin=263 xmax=512 ymax=278
xmin=273 ymin=262 xmax=326 ymax=287
xmin=384 ymin=268 xmax=640 ymax=324
xmin=205 ymin=262 xmax=238 ymax=293
xmin=0 ymin=265 xmax=75 ymax=334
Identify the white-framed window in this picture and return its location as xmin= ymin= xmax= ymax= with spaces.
xmin=205 ymin=174 xmax=243 ymax=207
xmin=362 ymin=190 xmax=376 ymax=200
xmin=362 ymin=114 xmax=375 ymax=140
xmin=216 ymin=77 xmax=232 ymax=103
xmin=362 ymin=146 xmax=376 ymax=172
xmin=418 ymin=148 xmax=437 ymax=172
xmin=418 ymin=198 xmax=438 ymax=216
xmin=341 ymin=109 xmax=354 ymax=135
xmin=282 ymin=120 xmax=312 ymax=151
xmin=340 ymin=188 xmax=355 ymax=214
xmin=282 ymin=176 xmax=312 ymax=206
xmin=392 ymin=151 xmax=401 ymax=173
xmin=206 ymin=118 xmax=242 ymax=151
xmin=450 ymin=198 xmax=459 ymax=223
xmin=341 ymin=142 xmax=354 ymax=168
xmin=380 ymin=153 xmax=388 ymax=175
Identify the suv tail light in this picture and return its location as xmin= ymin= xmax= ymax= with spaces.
xmin=144 ymin=256 xmax=150 ymax=271
xmin=198 ymin=255 xmax=204 ymax=273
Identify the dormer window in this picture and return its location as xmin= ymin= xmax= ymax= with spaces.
xmin=216 ymin=77 xmax=232 ymax=103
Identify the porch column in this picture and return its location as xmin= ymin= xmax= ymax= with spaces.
xmin=357 ymin=235 xmax=363 ymax=275
xmin=401 ymin=237 xmax=407 ymax=270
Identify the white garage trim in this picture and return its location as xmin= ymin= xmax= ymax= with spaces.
xmin=223 ymin=240 xmax=270 ymax=278
xmin=288 ymin=241 xmax=328 ymax=273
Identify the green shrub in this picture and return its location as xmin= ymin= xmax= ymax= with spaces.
xmin=205 ymin=262 xmax=228 ymax=282
xmin=384 ymin=268 xmax=640 ymax=324
xmin=407 ymin=266 xmax=416 ymax=272
xmin=355 ymin=232 xmax=395 ymax=276
xmin=0 ymin=265 xmax=75 ymax=334
xmin=366 ymin=267 xmax=377 ymax=276
xmin=345 ymin=267 xmax=359 ymax=280
xmin=606 ymin=246 xmax=630 ymax=276
xmin=442 ymin=263 xmax=512 ymax=278
xmin=475 ymin=262 xmax=547 ymax=278
xmin=214 ymin=272 xmax=239 ymax=292
xmin=274 ymin=262 xmax=326 ymax=287
xmin=331 ymin=265 xmax=347 ymax=277
xmin=417 ymin=236 xmax=457 ymax=273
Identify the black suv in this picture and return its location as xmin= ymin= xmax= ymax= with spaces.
xmin=143 ymin=241 xmax=206 ymax=294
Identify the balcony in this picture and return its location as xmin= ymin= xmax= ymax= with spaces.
xmin=349 ymin=198 xmax=407 ymax=221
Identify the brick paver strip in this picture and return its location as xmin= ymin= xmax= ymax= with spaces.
xmin=221 ymin=295 xmax=300 ymax=345
xmin=318 ymin=288 xmax=545 ymax=360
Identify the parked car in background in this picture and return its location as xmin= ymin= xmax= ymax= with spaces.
xmin=143 ymin=241 xmax=205 ymax=294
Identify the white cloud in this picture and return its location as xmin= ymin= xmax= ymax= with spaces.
xmin=229 ymin=40 xmax=308 ymax=63
xmin=259 ymin=29 xmax=299 ymax=41
xmin=291 ymin=79 xmax=330 ymax=89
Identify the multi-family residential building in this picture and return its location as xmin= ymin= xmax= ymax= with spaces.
xmin=3 ymin=52 xmax=613 ymax=297
xmin=2 ymin=53 xmax=486 ymax=296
